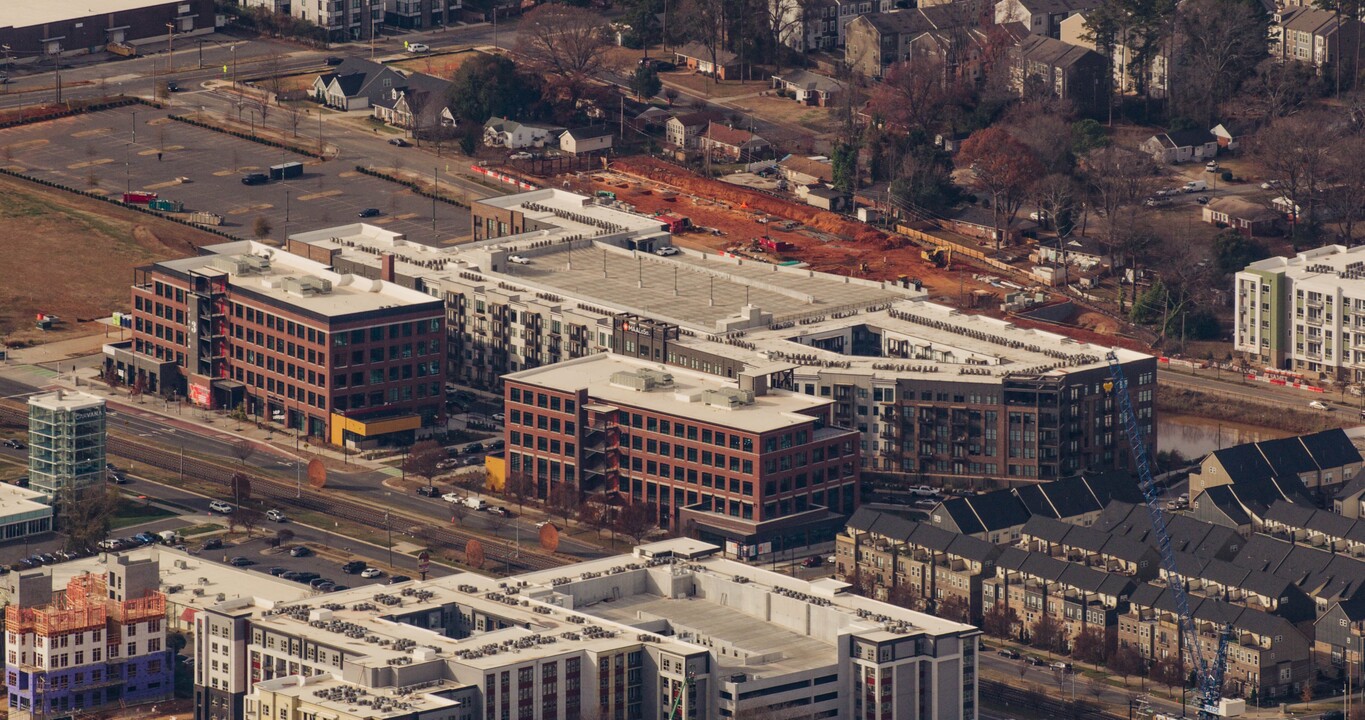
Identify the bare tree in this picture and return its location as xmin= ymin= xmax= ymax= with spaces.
xmin=1254 ymin=110 xmax=1339 ymax=242
xmin=403 ymin=440 xmax=445 ymax=488
xmin=548 ymin=482 xmax=581 ymax=527
xmin=231 ymin=439 xmax=257 ymax=465
xmin=253 ymin=215 xmax=273 ymax=239
xmin=680 ymin=0 xmax=727 ymax=89
xmin=237 ymin=507 xmax=263 ymax=538
xmin=1080 ymin=146 xmax=1159 ymax=306
xmin=517 ymin=4 xmax=611 ymax=107
xmin=958 ymin=127 xmax=1043 ymax=249
xmin=58 ymin=484 xmax=117 ymax=551
xmin=613 ymin=502 xmax=659 ymax=546
xmin=504 ymin=472 xmax=535 ymax=511
xmin=1325 ymin=132 xmax=1365 ymax=243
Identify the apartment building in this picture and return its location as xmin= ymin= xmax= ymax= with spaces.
xmin=5 ymin=556 xmax=172 ymax=720
xmin=286 ymin=0 xmax=381 ymax=41
xmin=382 ymin=0 xmax=462 ymax=29
xmin=836 ymin=507 xmax=1001 ymax=620
xmin=1190 ymin=429 xmax=1362 ymax=498
xmin=927 ymin=472 xmax=1145 ymax=543
xmin=773 ymin=0 xmax=895 ymax=51
xmin=105 ymin=240 xmax=445 ymax=448
xmin=1235 ymin=533 xmax=1365 ymax=616
xmin=502 ymin=353 xmax=861 ymax=554
xmin=984 ymin=549 xmax=1135 ymax=652
xmin=194 ymin=539 xmax=981 ymax=720
xmin=1235 ymin=244 xmax=1365 ymax=381
xmin=281 ymin=189 xmax=1155 ymax=487
xmin=1118 ymin=585 xmax=1312 ymax=702
xmin=26 ymin=391 xmax=105 ymax=498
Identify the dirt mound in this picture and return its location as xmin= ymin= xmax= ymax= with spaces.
xmin=614 ymin=157 xmax=900 ymax=249
xmin=1075 ymin=311 xmax=1119 ymax=335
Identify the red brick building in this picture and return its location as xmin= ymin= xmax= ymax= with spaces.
xmin=106 ymin=241 xmax=445 ymax=447
xmin=503 ymin=353 xmax=861 ymax=555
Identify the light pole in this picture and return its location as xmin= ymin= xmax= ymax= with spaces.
xmin=385 ymin=511 xmax=393 ymax=568
xmin=432 ymin=166 xmax=438 ymax=234
xmin=2 ymin=45 xmax=9 ymax=96
xmin=131 ymin=109 xmax=137 ymax=144
xmin=285 ymin=189 xmax=290 ymax=222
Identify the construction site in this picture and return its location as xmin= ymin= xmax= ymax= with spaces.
xmin=554 ymin=157 xmax=1012 ymax=305
xmin=5 ymin=558 xmax=173 ymax=720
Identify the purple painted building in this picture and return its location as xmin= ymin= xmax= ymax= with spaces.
xmin=5 ymin=556 xmax=173 ymax=720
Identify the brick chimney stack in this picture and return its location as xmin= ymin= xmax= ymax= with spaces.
xmin=381 ymin=253 xmax=396 ymax=283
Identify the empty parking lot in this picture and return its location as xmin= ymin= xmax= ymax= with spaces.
xmin=0 ymin=104 xmax=472 ymax=244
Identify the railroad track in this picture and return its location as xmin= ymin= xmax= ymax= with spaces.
xmin=0 ymin=402 xmax=569 ymax=573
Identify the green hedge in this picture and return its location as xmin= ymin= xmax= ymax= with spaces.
xmin=354 ymin=165 xmax=469 ymax=209
xmin=0 ymin=96 xmax=154 ymax=130
xmin=168 ymin=114 xmax=326 ymax=160
xmin=0 ymin=166 xmax=241 ymax=242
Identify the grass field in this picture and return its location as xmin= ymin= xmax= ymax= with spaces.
xmin=390 ymin=50 xmax=479 ymax=79
xmin=111 ymin=498 xmax=176 ymax=529
xmin=0 ymin=173 xmax=225 ymax=341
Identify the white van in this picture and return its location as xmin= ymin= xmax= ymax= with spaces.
xmin=1183 ymin=180 xmax=1208 ymax=193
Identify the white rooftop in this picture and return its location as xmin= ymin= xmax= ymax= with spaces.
xmin=28 ymin=390 xmax=105 ymax=412
xmin=2 ymin=0 xmax=183 ymax=28
xmin=504 ymin=354 xmax=843 ymax=433
xmin=158 ymin=241 xmax=440 ymax=319
xmin=0 ymin=484 xmax=53 ymax=520
xmin=476 ymin=187 xmax=668 ymax=236
xmin=1245 ymin=244 xmax=1365 ymax=288
xmin=254 ymin=674 xmax=463 ymax=718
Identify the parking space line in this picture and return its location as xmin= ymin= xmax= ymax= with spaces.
xmin=66 ymin=158 xmax=113 ymax=169
xmin=297 ymin=189 xmax=341 ymax=201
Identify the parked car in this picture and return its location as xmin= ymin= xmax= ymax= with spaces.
xmin=389 ymin=575 xmax=412 ymax=584
xmin=417 ymin=485 xmax=440 ymax=498
xmin=407 ymin=42 xmax=430 ymax=53
xmin=202 ymin=538 xmax=224 ymax=551
xmin=1025 ymin=656 xmax=1047 ymax=666
xmin=266 ymin=509 xmax=287 ymax=522
xmin=389 ymin=138 xmax=410 ymax=147
xmin=509 ymin=152 xmax=533 ymax=160
xmin=1205 ymin=160 xmax=1218 ymax=171
xmin=209 ymin=500 xmax=234 ymax=514
xmin=341 ymin=560 xmax=367 ymax=574
xmin=491 ymin=413 xmax=505 ymax=422
xmin=654 ymin=246 xmax=680 ymax=256
xmin=486 ymin=439 xmax=505 ymax=450
xmin=442 ymin=492 xmax=464 ymax=504
xmin=358 ymin=208 xmax=381 ymax=218
xmin=309 ymin=577 xmax=335 ymax=590
xmin=268 ymin=566 xmax=289 ymax=576
xmin=166 ymin=81 xmax=180 ymax=92
xmin=1310 ymin=400 xmax=1331 ymax=411
xmin=1261 ymin=179 xmax=1284 ymax=190
xmin=361 ymin=567 xmax=383 ymax=578
xmin=462 ymin=442 xmax=483 ymax=454
xmin=3 ymin=438 xmax=25 ymax=449
xmin=241 ymin=173 xmax=269 ymax=186
xmin=1182 ymin=180 xmax=1207 ymax=193
xmin=508 ymin=255 xmax=531 ymax=265
xmin=801 ymin=555 xmax=823 ymax=568
xmin=324 ymin=56 xmax=345 ymax=66
xmin=1051 ymin=661 xmax=1073 ymax=673
xmin=490 ymin=506 xmax=511 ymax=517
xmin=997 ymin=648 xmax=1021 ymax=660
xmin=228 ymin=556 xmax=253 ymax=567
xmin=289 ymin=545 xmax=312 ymax=557
xmin=1197 ymin=195 xmax=1210 ymax=205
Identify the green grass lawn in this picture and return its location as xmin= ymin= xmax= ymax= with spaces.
xmin=176 ymin=522 xmax=220 ymax=537
xmin=110 ymin=498 xmax=176 ymax=529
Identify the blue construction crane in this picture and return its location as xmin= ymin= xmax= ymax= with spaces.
xmin=1106 ymin=352 xmax=1231 ymax=720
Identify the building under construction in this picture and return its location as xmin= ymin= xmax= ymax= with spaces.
xmin=4 ymin=555 xmax=172 ymax=720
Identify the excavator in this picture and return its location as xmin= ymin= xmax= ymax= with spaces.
xmin=921 ymin=246 xmax=952 ymax=269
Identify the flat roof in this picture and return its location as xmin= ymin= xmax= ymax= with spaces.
xmin=504 ymin=354 xmax=843 ymax=434
xmin=158 ymin=241 xmax=440 ymax=319
xmin=3 ymin=0 xmax=183 ymax=28
xmin=477 ymin=187 xmax=667 ymax=236
xmin=25 ymin=547 xmax=313 ymax=610
xmin=0 ymin=484 xmax=53 ymax=520
xmin=28 ymin=390 xmax=104 ymax=412
xmin=1245 ymin=245 xmax=1365 ymax=290
xmin=494 ymin=243 xmax=905 ymax=331
xmin=254 ymin=674 xmax=463 ymax=717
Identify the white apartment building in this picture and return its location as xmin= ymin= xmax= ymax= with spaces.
xmin=1236 ymin=245 xmax=1365 ymax=382
xmin=194 ymin=539 xmax=979 ymax=720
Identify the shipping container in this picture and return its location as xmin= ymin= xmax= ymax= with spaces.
xmin=189 ymin=212 xmax=224 ymax=226
xmin=148 ymin=199 xmax=184 ymax=212
xmin=269 ymin=161 xmax=304 ymax=180
xmin=122 ymin=191 xmax=158 ymax=204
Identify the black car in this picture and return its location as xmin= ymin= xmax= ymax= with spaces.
xmin=241 ymin=173 xmax=269 ymax=186
xmin=4 ymin=438 xmax=26 ymax=449
xmin=268 ymin=566 xmax=288 ymax=576
xmin=358 ymin=208 xmax=381 ymax=218
xmin=417 ymin=485 xmax=440 ymax=498
xmin=331 ymin=584 xmax=350 ymax=591
xmin=203 ymin=538 xmax=224 ymax=550
xmin=290 ymin=545 xmax=312 ymax=557
xmin=389 ymin=575 xmax=412 ymax=584
xmin=996 ymin=648 xmax=1021 ymax=660
xmin=292 ymin=571 xmax=320 ymax=583
xmin=166 ymin=81 xmax=180 ymax=92
xmin=388 ymin=138 xmax=410 ymax=147
xmin=324 ymin=56 xmax=345 ymax=66
xmin=341 ymin=560 xmax=367 ymax=574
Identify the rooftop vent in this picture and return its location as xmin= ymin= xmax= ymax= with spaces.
xmin=209 ymin=254 xmax=271 ymax=276
xmin=610 ymin=368 xmax=674 ymax=392
xmin=701 ymin=388 xmax=755 ymax=409
xmin=283 ymin=275 xmax=334 ymax=298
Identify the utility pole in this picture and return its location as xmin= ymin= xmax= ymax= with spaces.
xmin=2 ymin=45 xmax=9 ymax=96
xmin=432 ymin=166 xmax=438 ymax=234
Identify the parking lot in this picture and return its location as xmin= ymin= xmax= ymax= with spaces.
xmin=0 ymin=104 xmax=472 ymax=244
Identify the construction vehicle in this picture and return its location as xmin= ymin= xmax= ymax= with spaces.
xmin=921 ymin=246 xmax=952 ymax=269
xmin=666 ymin=673 xmax=695 ymax=720
xmin=1106 ymin=352 xmax=1231 ymax=720
xmin=757 ymin=237 xmax=794 ymax=252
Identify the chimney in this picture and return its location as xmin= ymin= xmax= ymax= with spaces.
xmin=381 ymin=253 xmax=396 ymax=283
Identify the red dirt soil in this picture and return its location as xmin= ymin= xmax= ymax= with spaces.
xmin=555 ymin=157 xmax=1004 ymax=302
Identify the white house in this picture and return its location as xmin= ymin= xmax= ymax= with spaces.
xmin=483 ymin=117 xmax=565 ymax=149
xmin=560 ymin=127 xmax=615 ymax=155
xmin=1140 ymin=128 xmax=1220 ymax=164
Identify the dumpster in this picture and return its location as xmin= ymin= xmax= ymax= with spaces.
xmin=148 ymin=198 xmax=184 ymax=212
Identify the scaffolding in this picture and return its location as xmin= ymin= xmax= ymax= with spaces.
xmin=5 ymin=572 xmax=165 ymax=635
